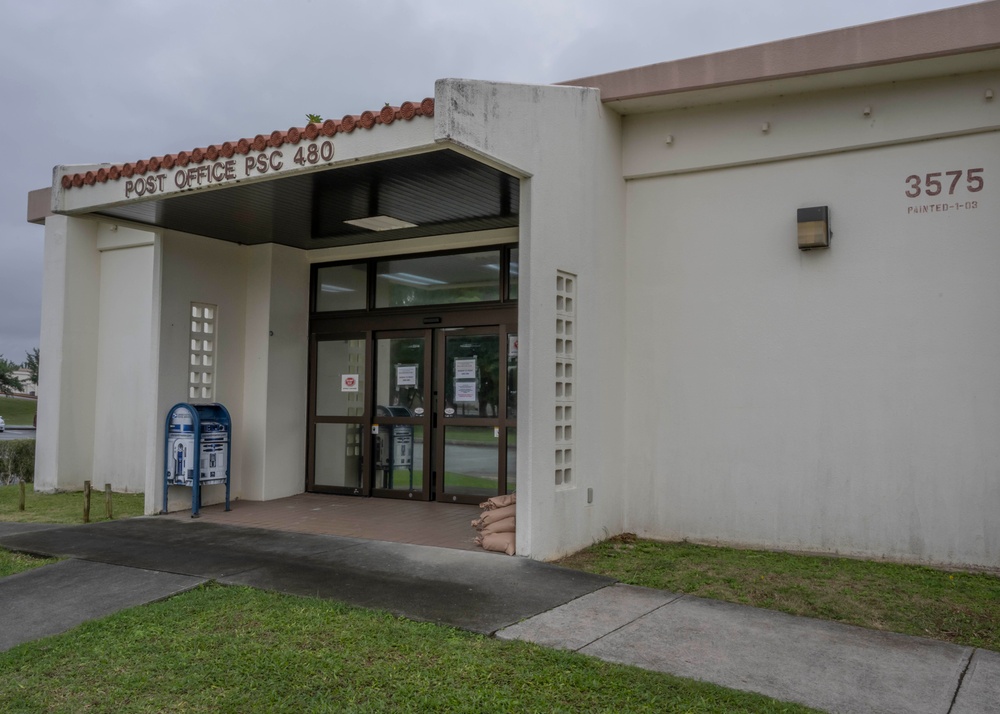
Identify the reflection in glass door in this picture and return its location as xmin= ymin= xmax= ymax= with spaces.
xmin=373 ymin=332 xmax=431 ymax=499
xmin=309 ymin=335 xmax=367 ymax=493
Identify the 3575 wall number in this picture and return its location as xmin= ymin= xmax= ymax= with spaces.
xmin=904 ymin=168 xmax=984 ymax=198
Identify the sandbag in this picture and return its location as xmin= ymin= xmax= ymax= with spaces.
xmin=481 ymin=515 xmax=515 ymax=535
xmin=472 ymin=503 xmax=517 ymax=529
xmin=476 ymin=531 xmax=516 ymax=555
xmin=480 ymin=503 xmax=515 ymax=525
xmin=479 ymin=493 xmax=516 ymax=510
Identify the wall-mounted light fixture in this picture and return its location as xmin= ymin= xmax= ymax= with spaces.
xmin=797 ymin=206 xmax=830 ymax=250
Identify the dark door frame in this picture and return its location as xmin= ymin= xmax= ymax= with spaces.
xmin=307 ymin=305 xmax=517 ymax=501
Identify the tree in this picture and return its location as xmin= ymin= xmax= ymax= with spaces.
xmin=24 ymin=347 xmax=39 ymax=386
xmin=0 ymin=355 xmax=23 ymax=397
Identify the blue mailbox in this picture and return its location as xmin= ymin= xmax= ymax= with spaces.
xmin=163 ymin=403 xmax=232 ymax=517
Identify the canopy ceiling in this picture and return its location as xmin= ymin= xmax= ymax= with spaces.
xmin=92 ymin=149 xmax=519 ymax=250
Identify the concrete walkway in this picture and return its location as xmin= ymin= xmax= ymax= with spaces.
xmin=1 ymin=518 xmax=997 ymax=714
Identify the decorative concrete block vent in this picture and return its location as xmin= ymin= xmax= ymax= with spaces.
xmin=472 ymin=493 xmax=516 ymax=555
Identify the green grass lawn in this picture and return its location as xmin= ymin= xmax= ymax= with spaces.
xmin=443 ymin=426 xmax=516 ymax=447
xmin=558 ymin=535 xmax=1000 ymax=652
xmin=0 ymin=395 xmax=37 ymax=426
xmin=0 ymin=548 xmax=57 ymax=578
xmin=387 ymin=469 xmax=503 ymax=495
xmin=0 ymin=583 xmax=816 ymax=714
xmin=0 ymin=483 xmax=146 ymax=525
xmin=4 ymin=482 xmax=993 ymax=709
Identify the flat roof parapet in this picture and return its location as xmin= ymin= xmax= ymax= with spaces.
xmin=562 ymin=1 xmax=1000 ymax=106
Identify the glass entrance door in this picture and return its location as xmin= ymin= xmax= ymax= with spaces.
xmin=372 ymin=331 xmax=432 ymax=500
xmin=308 ymin=321 xmax=517 ymax=503
xmin=434 ymin=327 xmax=516 ymax=504
xmin=369 ymin=326 xmax=517 ymax=504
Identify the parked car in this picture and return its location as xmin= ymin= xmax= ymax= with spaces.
xmin=0 ymin=415 xmax=5 ymax=432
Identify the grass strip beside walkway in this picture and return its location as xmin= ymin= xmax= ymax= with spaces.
xmin=0 ymin=548 xmax=57 ymax=578
xmin=0 ymin=583 xmax=817 ymax=714
xmin=0 ymin=483 xmax=145 ymax=525
xmin=557 ymin=536 xmax=1000 ymax=652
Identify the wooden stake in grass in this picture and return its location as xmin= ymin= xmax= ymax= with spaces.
xmin=105 ymin=483 xmax=113 ymax=520
xmin=83 ymin=480 xmax=91 ymax=524
xmin=19 ymin=480 xmax=26 ymax=511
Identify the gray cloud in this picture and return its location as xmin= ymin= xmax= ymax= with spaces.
xmin=0 ymin=0 xmax=966 ymax=362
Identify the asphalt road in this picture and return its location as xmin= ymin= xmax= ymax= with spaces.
xmin=410 ymin=442 xmax=496 ymax=476
xmin=0 ymin=428 xmax=35 ymax=441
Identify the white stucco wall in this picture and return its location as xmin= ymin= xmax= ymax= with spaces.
xmin=35 ymin=217 xmax=160 ymax=495
xmin=152 ymin=232 xmax=310 ymax=513
xmin=91 ymin=223 xmax=156 ymax=493
xmin=436 ymin=79 xmax=627 ymax=560
xmin=241 ymin=242 xmax=310 ymax=502
xmin=153 ymin=230 xmax=248 ymax=513
xmin=35 ymin=216 xmax=100 ymax=491
xmin=35 ymin=217 xmax=312 ymax=509
xmin=623 ymin=72 xmax=1000 ymax=567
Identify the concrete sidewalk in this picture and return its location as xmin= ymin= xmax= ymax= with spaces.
xmin=1 ymin=518 xmax=998 ymax=713
xmin=496 ymin=584 xmax=1000 ymax=714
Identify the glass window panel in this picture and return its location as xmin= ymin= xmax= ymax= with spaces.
xmin=314 ymin=423 xmax=363 ymax=489
xmin=375 ymin=337 xmax=426 ymax=415
xmin=375 ymin=425 xmax=423 ymax=492
xmin=316 ymin=264 xmax=368 ymax=312
xmin=508 ymin=248 xmax=519 ymax=300
xmin=443 ymin=426 xmax=498 ymax=497
xmin=444 ymin=334 xmax=500 ymax=418
xmin=316 ymin=338 xmax=366 ymax=417
xmin=375 ymin=250 xmax=501 ymax=308
xmin=506 ymin=428 xmax=517 ymax=493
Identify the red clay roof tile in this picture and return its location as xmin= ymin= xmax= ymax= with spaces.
xmin=63 ymin=97 xmax=435 ymax=190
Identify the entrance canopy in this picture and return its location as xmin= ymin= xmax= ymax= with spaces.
xmin=89 ymin=149 xmax=519 ymax=250
xmin=40 ymin=99 xmax=519 ymax=251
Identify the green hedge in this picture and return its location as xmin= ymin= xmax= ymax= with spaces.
xmin=0 ymin=439 xmax=35 ymax=485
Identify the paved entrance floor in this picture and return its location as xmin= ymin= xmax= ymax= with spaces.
xmin=160 ymin=493 xmax=482 ymax=551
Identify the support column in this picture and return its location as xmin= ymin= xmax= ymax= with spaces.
xmin=242 ymin=243 xmax=309 ymax=501
xmin=34 ymin=216 xmax=100 ymax=491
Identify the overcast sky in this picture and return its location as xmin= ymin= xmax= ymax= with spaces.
xmin=0 ymin=0 xmax=974 ymax=364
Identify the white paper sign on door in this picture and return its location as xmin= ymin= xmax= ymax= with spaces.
xmin=454 ymin=358 xmax=477 ymax=379
xmin=454 ymin=381 xmax=477 ymax=403
xmin=396 ymin=364 xmax=417 ymax=386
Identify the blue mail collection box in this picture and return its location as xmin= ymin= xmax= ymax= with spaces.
xmin=163 ymin=403 xmax=231 ymax=517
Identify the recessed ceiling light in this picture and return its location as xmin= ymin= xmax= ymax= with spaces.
xmin=344 ymin=215 xmax=417 ymax=231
